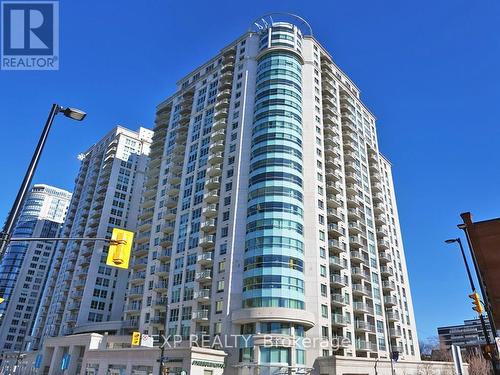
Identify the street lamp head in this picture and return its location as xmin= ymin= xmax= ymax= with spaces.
xmin=445 ymin=238 xmax=459 ymax=244
xmin=60 ymin=107 xmax=86 ymax=121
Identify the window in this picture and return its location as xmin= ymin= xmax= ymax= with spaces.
xmin=320 ymin=284 xmax=327 ymax=297
xmin=320 ymin=265 xmax=326 ymax=277
xmin=321 ymin=304 xmax=328 ymax=318
xmin=215 ymin=300 xmax=223 ymax=313
xmin=217 ymin=280 xmax=225 ymax=292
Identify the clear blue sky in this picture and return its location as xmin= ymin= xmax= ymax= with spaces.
xmin=1 ymin=0 xmax=499 ymax=342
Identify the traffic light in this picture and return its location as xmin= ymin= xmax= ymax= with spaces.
xmin=106 ymin=228 xmax=134 ymax=269
xmin=469 ymin=291 xmax=484 ymax=314
xmin=131 ymin=331 xmax=141 ymax=346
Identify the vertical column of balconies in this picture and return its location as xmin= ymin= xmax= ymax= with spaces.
xmin=32 ymin=156 xmax=91 ymax=347
xmin=320 ymin=58 xmax=352 ymax=354
xmin=338 ymin=88 xmax=379 ymax=356
xmin=124 ymin=104 xmax=172 ymax=333
xmin=367 ymin=148 xmax=404 ymax=354
xmin=194 ymin=49 xmax=236 ymax=336
xmin=154 ymin=92 xmax=193 ymax=333
xmin=61 ymin=148 xmax=105 ymax=335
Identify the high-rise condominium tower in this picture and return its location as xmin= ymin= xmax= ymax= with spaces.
xmin=124 ymin=14 xmax=420 ymax=374
xmin=31 ymin=126 xmax=152 ymax=350
xmin=0 ymin=184 xmax=71 ymax=351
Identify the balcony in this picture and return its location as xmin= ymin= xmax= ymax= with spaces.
xmin=196 ymin=270 xmax=212 ymax=282
xmin=373 ymin=193 xmax=384 ymax=203
xmin=347 ymin=208 xmax=363 ymax=221
xmin=205 ymin=177 xmax=221 ymax=190
xmin=384 ymin=296 xmax=398 ymax=307
xmin=328 ymin=223 xmax=345 ymax=237
xmin=125 ymin=303 xmax=142 ymax=313
xmin=208 ymin=151 xmax=224 ymax=165
xmin=156 ymin=265 xmax=169 ymax=275
xmin=324 ymin=144 xmax=341 ymax=157
xmin=350 ymin=250 xmax=369 ymax=264
xmin=355 ymin=320 xmax=376 ymax=333
xmin=192 ymin=310 xmax=210 ymax=322
xmin=382 ymin=280 xmax=396 ymax=292
xmin=160 ymin=235 xmax=174 ymax=248
xmin=130 ymin=271 xmax=146 ymax=284
xmin=386 ymin=310 xmax=400 ymax=322
xmin=158 ymin=248 xmax=172 ymax=261
xmin=328 ymin=239 xmax=347 ymax=253
xmin=372 ymin=182 xmax=383 ymax=193
xmin=211 ymin=129 xmax=226 ymax=142
xmin=212 ymin=119 xmax=227 ymax=131
xmin=327 ymin=208 xmax=344 ymax=222
xmin=331 ymin=294 xmax=348 ymax=306
xmin=380 ymin=266 xmax=394 ymax=277
xmin=197 ymin=252 xmax=213 ymax=265
xmin=214 ymin=99 xmax=230 ymax=110
xmin=329 ymin=256 xmax=346 ymax=270
xmin=389 ymin=328 xmax=403 ymax=338
xmin=194 ymin=289 xmax=211 ymax=301
xmin=160 ymin=222 xmax=175 ymax=235
xmin=377 ymin=226 xmax=389 ymax=238
xmin=207 ymin=165 xmax=222 ymax=177
xmin=326 ymin=194 xmax=343 ymax=208
xmin=151 ymin=316 xmax=166 ymax=325
xmin=155 ymin=281 xmax=169 ymax=291
xmin=153 ymin=297 xmax=168 ymax=310
xmin=349 ymin=235 xmax=364 ymax=248
xmin=353 ymin=302 xmax=374 ymax=315
xmin=201 ymin=218 xmax=217 ymax=233
xmin=209 ymin=140 xmax=225 ymax=153
xmin=352 ymin=284 xmax=371 ymax=297
xmin=202 ymin=204 xmax=218 ymax=218
xmin=348 ymin=221 xmax=364 ymax=235
xmin=330 ymin=274 xmax=347 ymax=288
xmin=355 ymin=341 xmax=378 ymax=352
xmin=379 ymin=251 xmax=392 ymax=263
xmin=199 ymin=235 xmax=216 ymax=249
xmin=132 ymin=256 xmax=148 ymax=270
xmin=217 ymin=89 xmax=231 ymax=100
xmin=352 ymin=267 xmax=371 ymax=280
xmin=203 ymin=190 xmax=220 ymax=204
xmin=128 ymin=286 xmax=144 ymax=298
xmin=213 ymin=109 xmax=228 ymax=121
xmin=332 ymin=314 xmax=350 ymax=327
xmin=325 ymin=181 xmax=343 ymax=195
xmin=378 ymin=239 xmax=390 ymax=250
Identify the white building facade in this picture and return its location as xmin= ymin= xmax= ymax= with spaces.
xmin=29 ymin=126 xmax=152 ymax=354
xmin=122 ymin=14 xmax=420 ymax=374
xmin=16 ymin=15 xmax=435 ymax=375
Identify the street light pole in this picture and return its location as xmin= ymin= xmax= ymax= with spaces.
xmin=0 ymin=104 xmax=86 ymax=259
xmin=445 ymin=238 xmax=499 ymax=374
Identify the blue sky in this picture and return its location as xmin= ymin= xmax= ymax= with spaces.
xmin=1 ymin=0 xmax=499 ymax=342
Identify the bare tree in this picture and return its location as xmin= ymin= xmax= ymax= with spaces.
xmin=464 ymin=352 xmax=493 ymax=375
xmin=419 ymin=336 xmax=440 ymax=359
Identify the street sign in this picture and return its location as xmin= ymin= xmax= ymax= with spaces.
xmin=141 ymin=334 xmax=154 ymax=348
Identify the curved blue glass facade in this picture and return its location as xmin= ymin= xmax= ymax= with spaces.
xmin=243 ymin=45 xmax=305 ymax=310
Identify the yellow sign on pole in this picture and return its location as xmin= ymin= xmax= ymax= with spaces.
xmin=131 ymin=331 xmax=141 ymax=346
xmin=0 ymin=297 xmax=4 ymax=304
xmin=106 ymin=228 xmax=134 ymax=269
